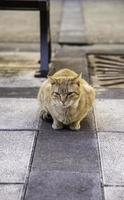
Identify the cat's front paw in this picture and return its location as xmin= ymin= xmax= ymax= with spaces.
xmin=40 ymin=110 xmax=52 ymax=121
xmin=69 ymin=122 xmax=80 ymax=131
xmin=52 ymin=121 xmax=63 ymax=130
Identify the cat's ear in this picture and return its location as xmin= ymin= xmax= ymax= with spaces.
xmin=73 ymin=73 xmax=82 ymax=80
xmin=48 ymin=76 xmax=56 ymax=85
xmin=72 ymin=73 xmax=82 ymax=86
xmin=79 ymin=72 xmax=82 ymax=79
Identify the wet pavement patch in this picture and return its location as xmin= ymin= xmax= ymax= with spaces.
xmin=87 ymin=54 xmax=124 ymax=88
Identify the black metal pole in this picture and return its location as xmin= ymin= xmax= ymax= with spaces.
xmin=35 ymin=1 xmax=49 ymax=77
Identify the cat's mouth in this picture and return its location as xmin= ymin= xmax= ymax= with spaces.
xmin=61 ymin=104 xmax=71 ymax=109
xmin=62 ymin=105 xmax=67 ymax=108
xmin=59 ymin=101 xmax=72 ymax=108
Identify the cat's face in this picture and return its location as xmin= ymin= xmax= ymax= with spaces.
xmin=49 ymin=76 xmax=81 ymax=108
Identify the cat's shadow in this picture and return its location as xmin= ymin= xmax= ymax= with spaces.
xmin=39 ymin=111 xmax=95 ymax=133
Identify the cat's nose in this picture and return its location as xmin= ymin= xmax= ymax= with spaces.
xmin=60 ymin=96 xmax=66 ymax=105
xmin=61 ymin=100 xmax=65 ymax=105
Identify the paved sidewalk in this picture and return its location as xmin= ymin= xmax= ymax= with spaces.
xmin=0 ymin=0 xmax=124 ymax=200
xmin=0 ymin=47 xmax=103 ymax=200
xmin=0 ymin=46 xmax=124 ymax=200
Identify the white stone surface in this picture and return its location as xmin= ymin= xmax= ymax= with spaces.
xmin=0 ymin=98 xmax=39 ymax=130
xmin=95 ymin=99 xmax=124 ymax=132
xmin=0 ymin=70 xmax=44 ymax=88
xmin=98 ymin=132 xmax=124 ymax=185
xmin=104 ymin=187 xmax=124 ymax=200
xmin=0 ymin=131 xmax=36 ymax=182
xmin=0 ymin=185 xmax=23 ymax=200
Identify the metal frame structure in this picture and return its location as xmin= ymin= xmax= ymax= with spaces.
xmin=0 ymin=0 xmax=51 ymax=77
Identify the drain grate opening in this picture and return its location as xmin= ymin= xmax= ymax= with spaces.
xmin=87 ymin=54 xmax=124 ymax=88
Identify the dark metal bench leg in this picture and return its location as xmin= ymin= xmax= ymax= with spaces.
xmin=48 ymin=0 xmax=51 ymax=63
xmin=35 ymin=1 xmax=49 ymax=77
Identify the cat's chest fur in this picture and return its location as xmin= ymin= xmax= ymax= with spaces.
xmin=55 ymin=108 xmax=72 ymax=124
xmin=50 ymin=103 xmax=79 ymax=125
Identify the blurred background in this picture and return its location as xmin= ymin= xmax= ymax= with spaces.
xmin=0 ymin=1 xmax=124 ymax=200
xmin=0 ymin=0 xmax=124 ymax=51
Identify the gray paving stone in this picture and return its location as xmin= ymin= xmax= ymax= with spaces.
xmin=96 ymin=89 xmax=124 ymax=99
xmin=0 ymin=131 xmax=36 ymax=182
xmin=104 ymin=187 xmax=124 ymax=200
xmin=50 ymin=0 xmax=63 ymax=42
xmin=0 ymin=70 xmax=43 ymax=88
xmin=98 ymin=132 xmax=124 ymax=185
xmin=31 ymin=113 xmax=98 ymax=173
xmin=95 ymin=99 xmax=124 ymax=132
xmin=0 ymin=88 xmax=39 ymax=98
xmin=52 ymin=55 xmax=89 ymax=81
xmin=82 ymin=0 xmax=124 ymax=44
xmin=32 ymin=133 xmax=98 ymax=172
xmin=0 ymin=98 xmax=39 ymax=130
xmin=54 ymin=46 xmax=84 ymax=58
xmin=25 ymin=94 xmax=101 ymax=199
xmin=25 ymin=171 xmax=102 ymax=200
xmin=59 ymin=0 xmax=86 ymax=44
xmin=0 ymin=185 xmax=23 ymax=200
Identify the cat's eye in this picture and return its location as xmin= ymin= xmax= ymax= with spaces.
xmin=67 ymin=92 xmax=75 ymax=96
xmin=54 ymin=92 xmax=60 ymax=96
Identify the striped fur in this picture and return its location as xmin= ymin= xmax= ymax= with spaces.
xmin=38 ymin=68 xmax=95 ymax=130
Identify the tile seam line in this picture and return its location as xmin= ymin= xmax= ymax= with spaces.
xmin=0 ymin=183 xmax=24 ymax=185
xmin=21 ymin=129 xmax=39 ymax=200
xmin=97 ymin=130 xmax=124 ymax=133
xmin=92 ymin=107 xmax=106 ymax=200
xmin=0 ymin=129 xmax=39 ymax=131
xmin=104 ymin=184 xmax=124 ymax=187
xmin=26 ymin=170 xmax=100 ymax=174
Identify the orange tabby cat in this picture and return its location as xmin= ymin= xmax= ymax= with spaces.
xmin=38 ymin=68 xmax=95 ymax=130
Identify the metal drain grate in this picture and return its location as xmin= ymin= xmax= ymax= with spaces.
xmin=88 ymin=54 xmax=124 ymax=88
